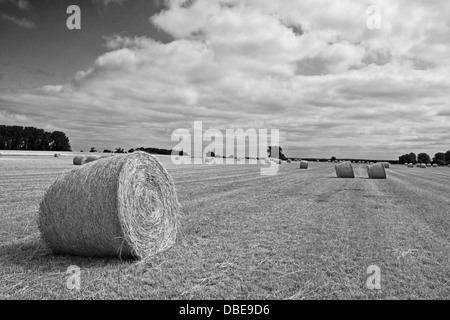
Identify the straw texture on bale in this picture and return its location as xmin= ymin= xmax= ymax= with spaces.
xmin=383 ymin=162 xmax=390 ymax=169
xmin=335 ymin=162 xmax=355 ymax=178
xmin=73 ymin=156 xmax=87 ymax=166
xmin=38 ymin=152 xmax=181 ymax=260
xmin=299 ymin=160 xmax=308 ymax=169
xmin=367 ymin=163 xmax=387 ymax=179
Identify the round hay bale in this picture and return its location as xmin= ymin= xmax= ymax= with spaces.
xmin=335 ymin=162 xmax=355 ymax=178
xmin=38 ymin=152 xmax=181 ymax=260
xmin=54 ymin=153 xmax=61 ymax=158
xmin=407 ymin=163 xmax=414 ymax=168
xmin=287 ymin=159 xmax=292 ymax=163
xmin=382 ymin=162 xmax=390 ymax=169
xmin=426 ymin=163 xmax=432 ymax=167
xmin=420 ymin=163 xmax=427 ymax=168
xmin=367 ymin=163 xmax=387 ymax=179
xmin=73 ymin=156 xmax=87 ymax=166
xmin=432 ymin=164 xmax=438 ymax=168
xmin=85 ymin=155 xmax=102 ymax=163
xmin=299 ymin=160 xmax=308 ymax=169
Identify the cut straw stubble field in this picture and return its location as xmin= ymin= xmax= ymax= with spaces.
xmin=0 ymin=158 xmax=449 ymax=299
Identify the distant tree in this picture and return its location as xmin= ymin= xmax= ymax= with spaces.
xmin=50 ymin=131 xmax=72 ymax=151
xmin=115 ymin=147 xmax=125 ymax=154
xmin=408 ymin=152 xmax=417 ymax=164
xmin=103 ymin=149 xmax=112 ymax=153
xmin=90 ymin=147 xmax=97 ymax=153
xmin=80 ymin=150 xmax=84 ymax=153
xmin=417 ymin=153 xmax=431 ymax=164
xmin=433 ymin=152 xmax=445 ymax=165
xmin=445 ymin=150 xmax=450 ymax=165
xmin=128 ymin=148 xmax=135 ymax=153
xmin=331 ymin=156 xmax=337 ymax=162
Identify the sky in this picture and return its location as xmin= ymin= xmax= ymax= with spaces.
xmin=0 ymin=0 xmax=449 ymax=159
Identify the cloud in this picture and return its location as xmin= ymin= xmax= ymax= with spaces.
xmin=1 ymin=0 xmax=450 ymax=158
xmin=0 ymin=13 xmax=35 ymax=28
xmin=0 ymin=0 xmax=32 ymax=11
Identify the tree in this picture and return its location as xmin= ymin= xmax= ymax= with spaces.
xmin=90 ymin=147 xmax=97 ymax=153
xmin=128 ymin=148 xmax=135 ymax=153
xmin=50 ymin=131 xmax=71 ymax=151
xmin=445 ymin=150 xmax=450 ymax=165
xmin=331 ymin=156 xmax=337 ymax=162
xmin=408 ymin=152 xmax=417 ymax=164
xmin=267 ymin=146 xmax=286 ymax=160
xmin=417 ymin=153 xmax=431 ymax=164
xmin=103 ymin=149 xmax=112 ymax=153
xmin=433 ymin=152 xmax=445 ymax=165
xmin=115 ymin=147 xmax=125 ymax=154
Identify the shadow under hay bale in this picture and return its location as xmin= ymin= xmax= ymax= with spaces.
xmin=335 ymin=162 xmax=355 ymax=178
xmin=73 ymin=156 xmax=87 ymax=166
xmin=299 ymin=160 xmax=308 ymax=169
xmin=38 ymin=151 xmax=181 ymax=260
xmin=367 ymin=163 xmax=387 ymax=179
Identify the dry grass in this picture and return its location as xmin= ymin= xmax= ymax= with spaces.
xmin=0 ymin=157 xmax=449 ymax=299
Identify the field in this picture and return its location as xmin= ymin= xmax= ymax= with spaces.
xmin=0 ymin=154 xmax=449 ymax=299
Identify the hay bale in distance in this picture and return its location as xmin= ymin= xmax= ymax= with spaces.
xmin=383 ymin=162 xmax=390 ymax=169
xmin=73 ymin=156 xmax=87 ymax=166
xmin=335 ymin=162 xmax=355 ymax=178
xmin=420 ymin=163 xmax=427 ymax=168
xmin=54 ymin=153 xmax=61 ymax=158
xmin=85 ymin=155 xmax=103 ymax=163
xmin=38 ymin=152 xmax=181 ymax=259
xmin=299 ymin=160 xmax=308 ymax=169
xmin=367 ymin=163 xmax=387 ymax=179
xmin=432 ymin=164 xmax=438 ymax=168
xmin=407 ymin=163 xmax=414 ymax=168
xmin=427 ymin=163 xmax=432 ymax=167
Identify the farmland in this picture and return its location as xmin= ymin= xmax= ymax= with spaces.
xmin=0 ymin=154 xmax=449 ymax=299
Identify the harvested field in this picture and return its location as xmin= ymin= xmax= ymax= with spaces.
xmin=0 ymin=155 xmax=449 ymax=299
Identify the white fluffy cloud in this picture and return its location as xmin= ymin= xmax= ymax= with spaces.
xmin=1 ymin=0 xmax=450 ymax=157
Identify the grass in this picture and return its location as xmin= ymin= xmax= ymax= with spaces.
xmin=0 ymin=155 xmax=449 ymax=299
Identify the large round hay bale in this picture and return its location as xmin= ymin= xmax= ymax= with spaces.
xmin=335 ymin=162 xmax=354 ymax=178
xmin=38 ymin=152 xmax=181 ymax=260
xmin=407 ymin=163 xmax=414 ymax=168
xmin=367 ymin=163 xmax=387 ymax=179
xmin=73 ymin=156 xmax=87 ymax=166
xmin=432 ymin=164 xmax=438 ymax=167
xmin=426 ymin=163 xmax=432 ymax=167
xmin=299 ymin=160 xmax=308 ymax=169
xmin=382 ymin=162 xmax=390 ymax=169
xmin=420 ymin=163 xmax=427 ymax=168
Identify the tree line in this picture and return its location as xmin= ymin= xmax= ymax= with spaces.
xmin=0 ymin=125 xmax=72 ymax=151
xmin=398 ymin=150 xmax=450 ymax=165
